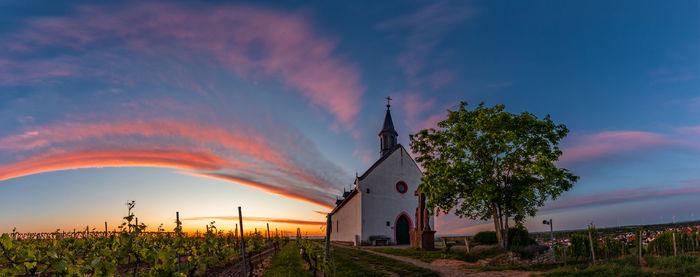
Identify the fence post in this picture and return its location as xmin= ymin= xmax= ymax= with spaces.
xmin=588 ymin=230 xmax=596 ymax=264
xmin=464 ymin=236 xmax=470 ymax=254
xmin=326 ymin=214 xmax=331 ymax=259
xmin=638 ymin=229 xmax=642 ymax=266
xmin=238 ymin=206 xmax=247 ymax=277
xmin=176 ymin=211 xmax=181 ymax=273
xmin=672 ymin=231 xmax=677 ymax=256
xmin=267 ymin=223 xmax=271 ymax=248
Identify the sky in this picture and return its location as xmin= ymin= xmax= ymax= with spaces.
xmin=0 ymin=0 xmax=699 ymax=236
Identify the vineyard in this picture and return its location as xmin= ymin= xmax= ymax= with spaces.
xmin=0 ymin=202 xmax=284 ymax=276
xmin=3 ymin=201 xmax=700 ymax=277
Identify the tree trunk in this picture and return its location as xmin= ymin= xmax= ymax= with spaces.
xmin=491 ymin=203 xmax=504 ymax=249
xmin=503 ymin=214 xmax=510 ymax=250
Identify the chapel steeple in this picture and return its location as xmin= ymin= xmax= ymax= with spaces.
xmin=379 ymin=96 xmax=398 ymax=157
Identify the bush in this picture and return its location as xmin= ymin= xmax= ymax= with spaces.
xmin=473 ymin=231 xmax=498 ymax=245
xmin=508 ymin=225 xmax=536 ymax=247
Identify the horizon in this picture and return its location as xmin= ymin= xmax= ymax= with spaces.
xmin=1 ymin=0 xmax=699 ymax=236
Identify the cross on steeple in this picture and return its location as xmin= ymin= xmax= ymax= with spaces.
xmin=385 ymin=96 xmax=392 ymax=109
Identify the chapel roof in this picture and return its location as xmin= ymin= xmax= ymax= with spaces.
xmin=379 ymin=108 xmax=398 ymax=136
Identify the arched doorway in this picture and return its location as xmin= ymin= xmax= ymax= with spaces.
xmin=395 ymin=214 xmax=410 ymax=245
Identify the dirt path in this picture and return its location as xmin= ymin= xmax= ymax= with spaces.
xmin=333 ymin=244 xmax=545 ymax=277
xmin=332 ymin=244 xmax=466 ymax=276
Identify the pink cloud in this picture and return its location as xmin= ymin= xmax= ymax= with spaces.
xmin=542 ymin=185 xmax=700 ymax=212
xmin=0 ymin=117 xmax=349 ymax=207
xmin=400 ymin=93 xmax=451 ymax=133
xmin=675 ymin=126 xmax=700 ymax=135
xmin=377 ymin=2 xmax=474 ymax=77
xmin=0 ymin=149 xmax=227 ymax=182
xmin=352 ymin=149 xmax=374 ymax=165
xmin=2 ymin=2 xmax=363 ymax=130
xmin=559 ymin=131 xmax=673 ymax=164
xmin=180 ymin=215 xmax=325 ymax=226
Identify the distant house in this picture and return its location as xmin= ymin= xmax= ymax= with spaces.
xmin=328 ymin=101 xmax=434 ymax=245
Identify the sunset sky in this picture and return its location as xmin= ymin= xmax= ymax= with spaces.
xmin=1 ymin=0 xmax=699 ymax=236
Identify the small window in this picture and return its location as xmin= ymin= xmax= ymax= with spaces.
xmin=396 ymin=181 xmax=407 ymax=194
xmin=386 ymin=221 xmax=390 ymax=226
xmin=366 ymin=188 xmax=370 ymax=194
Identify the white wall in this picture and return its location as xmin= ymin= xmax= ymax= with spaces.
xmin=329 ymin=191 xmax=362 ymax=244
xmin=359 ymin=146 xmax=434 ymax=244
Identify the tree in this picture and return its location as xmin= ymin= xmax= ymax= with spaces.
xmin=409 ymin=102 xmax=578 ymax=249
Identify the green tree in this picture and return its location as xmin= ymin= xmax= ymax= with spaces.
xmin=409 ymin=102 xmax=578 ymax=249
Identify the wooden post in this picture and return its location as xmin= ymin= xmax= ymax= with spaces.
xmin=638 ymin=230 xmax=643 ymax=265
xmin=563 ymin=244 xmax=567 ymax=265
xmin=464 ymin=236 xmax=470 ymax=254
xmin=105 ymin=222 xmax=108 ymax=237
xmin=238 ymin=206 xmax=247 ymax=277
xmin=588 ymin=230 xmax=596 ymax=264
xmin=176 ymin=212 xmax=180 ymax=273
xmin=267 ymin=223 xmax=271 ymax=247
xmin=673 ymin=231 xmax=677 ymax=256
xmin=325 ymin=214 xmax=331 ymax=259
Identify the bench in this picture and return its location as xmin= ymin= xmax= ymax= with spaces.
xmin=439 ymin=236 xmax=471 ymax=253
xmin=369 ymin=235 xmax=391 ymax=246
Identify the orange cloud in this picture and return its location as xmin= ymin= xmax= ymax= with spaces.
xmin=179 ymin=171 xmax=334 ymax=209
xmin=180 ymin=216 xmax=325 ymax=226
xmin=0 ymin=149 xmax=226 ymax=181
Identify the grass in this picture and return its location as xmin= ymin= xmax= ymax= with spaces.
xmin=263 ymin=243 xmax=310 ymax=277
xmin=373 ymin=246 xmax=504 ymax=263
xmin=460 ymin=263 xmax=561 ymax=272
xmin=538 ymin=254 xmax=700 ymax=277
xmin=329 ymin=246 xmax=439 ymax=277
xmin=645 ymin=254 xmax=700 ymax=276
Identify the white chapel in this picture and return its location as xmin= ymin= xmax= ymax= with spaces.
xmin=328 ymin=100 xmax=434 ymax=246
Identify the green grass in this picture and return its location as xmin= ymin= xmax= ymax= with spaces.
xmin=538 ymin=255 xmax=700 ymax=277
xmin=263 ymin=243 xmax=310 ymax=277
xmin=329 ymin=246 xmax=439 ymax=277
xmin=373 ymin=246 xmax=504 ymax=263
xmin=645 ymin=254 xmax=700 ymax=276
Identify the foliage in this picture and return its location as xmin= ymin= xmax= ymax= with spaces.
xmin=538 ymin=257 xmax=645 ymax=277
xmin=647 ymin=229 xmax=699 ymax=256
xmin=296 ymin=235 xmax=328 ymax=276
xmin=541 ymin=255 xmax=700 ymax=277
xmin=0 ymin=202 xmax=275 ymax=276
xmin=645 ymin=254 xmax=700 ymax=275
xmin=473 ymin=231 xmax=498 ymax=245
xmin=508 ymin=225 xmax=536 ymax=247
xmin=410 ymin=102 xmax=578 ymax=249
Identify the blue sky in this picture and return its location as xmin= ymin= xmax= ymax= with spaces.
xmin=0 ymin=0 xmax=698 ymax=235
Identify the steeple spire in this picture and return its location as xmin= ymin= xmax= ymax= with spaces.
xmin=379 ymin=96 xmax=398 ymax=157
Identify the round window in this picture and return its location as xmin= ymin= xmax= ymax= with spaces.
xmin=396 ymin=181 xmax=407 ymax=194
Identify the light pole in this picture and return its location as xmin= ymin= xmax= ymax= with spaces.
xmin=543 ymin=219 xmax=555 ymax=261
xmin=543 ymin=219 xmax=554 ymax=248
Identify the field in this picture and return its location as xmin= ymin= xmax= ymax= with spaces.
xmin=2 ymin=217 xmax=700 ymax=276
xmin=0 ymin=229 xmax=278 ymax=276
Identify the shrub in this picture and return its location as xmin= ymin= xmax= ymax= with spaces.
xmin=473 ymin=231 xmax=498 ymax=245
xmin=508 ymin=225 xmax=536 ymax=247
